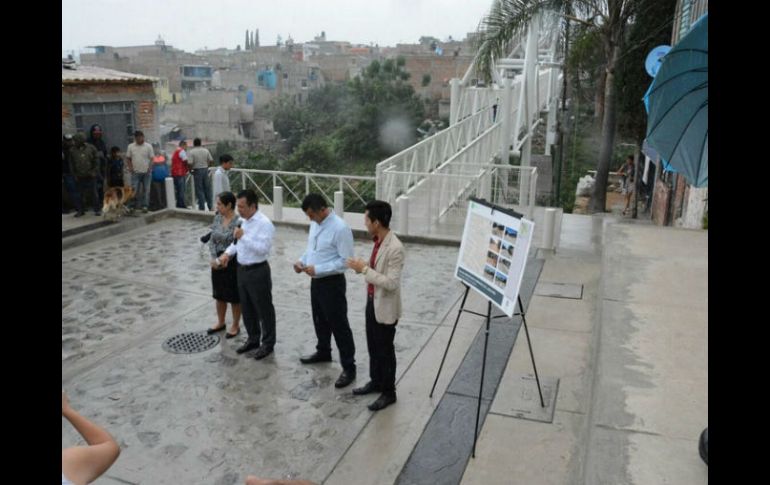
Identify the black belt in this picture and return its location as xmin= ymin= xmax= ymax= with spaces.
xmin=317 ymin=273 xmax=345 ymax=280
xmin=239 ymin=261 xmax=267 ymax=269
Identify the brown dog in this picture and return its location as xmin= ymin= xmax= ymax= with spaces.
xmin=102 ymin=186 xmax=136 ymax=221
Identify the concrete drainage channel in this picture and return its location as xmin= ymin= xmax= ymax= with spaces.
xmin=396 ymin=257 xmax=551 ymax=485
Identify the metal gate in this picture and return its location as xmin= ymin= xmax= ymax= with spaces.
xmin=73 ymin=101 xmax=136 ymax=150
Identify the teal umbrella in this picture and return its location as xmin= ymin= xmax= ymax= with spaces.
xmin=644 ymin=13 xmax=708 ymax=187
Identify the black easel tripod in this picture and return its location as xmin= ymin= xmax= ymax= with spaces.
xmin=429 ymin=284 xmax=545 ymax=457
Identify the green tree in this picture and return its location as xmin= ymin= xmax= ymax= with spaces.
xmin=284 ymin=136 xmax=337 ymax=173
xmin=566 ymin=24 xmax=605 ymax=116
xmin=422 ymin=73 xmax=432 ymax=87
xmin=267 ymin=56 xmax=425 ymax=174
xmin=339 ymin=57 xmax=424 ymax=165
xmin=269 ymin=96 xmax=316 ymax=152
xmin=615 ymin=0 xmax=678 ymax=144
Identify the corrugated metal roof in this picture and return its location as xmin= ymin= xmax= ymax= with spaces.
xmin=61 ymin=65 xmax=158 ymax=83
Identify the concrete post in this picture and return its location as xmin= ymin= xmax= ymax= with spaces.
xmin=520 ymin=163 xmax=531 ymax=209
xmin=273 ymin=186 xmax=283 ymax=221
xmin=500 ymin=77 xmax=512 ymax=163
xmin=545 ymin=96 xmax=557 ymax=155
xmin=543 ymin=207 xmax=556 ymax=250
xmin=529 ymin=169 xmax=538 ymax=219
xmin=397 ymin=196 xmax=409 ymax=235
xmin=450 ymin=79 xmax=460 ymax=125
xmin=190 ymin=178 xmax=197 ymax=210
xmin=165 ymin=177 xmax=175 ymax=210
xmin=479 ymin=169 xmax=492 ymax=202
xmin=334 ymin=190 xmax=344 ymax=217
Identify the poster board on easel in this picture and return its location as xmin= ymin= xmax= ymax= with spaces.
xmin=454 ymin=197 xmax=535 ymax=317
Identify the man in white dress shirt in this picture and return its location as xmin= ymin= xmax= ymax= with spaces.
xmin=219 ymin=189 xmax=276 ymax=360
xmin=212 ymin=154 xmax=233 ymax=200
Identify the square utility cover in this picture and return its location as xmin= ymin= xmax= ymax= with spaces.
xmin=535 ymin=282 xmax=583 ymax=299
xmin=491 ymin=374 xmax=559 ymax=423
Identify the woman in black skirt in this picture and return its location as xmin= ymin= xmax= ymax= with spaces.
xmin=206 ymin=191 xmax=242 ymax=338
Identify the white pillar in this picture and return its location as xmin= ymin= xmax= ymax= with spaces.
xmin=522 ymin=134 xmax=533 ymax=166
xmin=500 ymin=77 xmax=512 ymax=163
xmin=273 ymin=186 xmax=283 ymax=221
xmin=520 ymin=164 xmax=531 ymax=209
xmin=545 ymin=96 xmax=557 ymax=155
xmin=165 ymin=177 xmax=175 ymax=210
xmin=542 ymin=207 xmax=556 ymax=250
xmin=397 ymin=196 xmax=409 ymax=235
xmin=450 ymin=78 xmax=460 ymax=124
xmin=334 ymin=190 xmax=344 ymax=216
xmin=190 ymin=178 xmax=197 ymax=210
xmin=682 ymin=186 xmax=708 ymax=229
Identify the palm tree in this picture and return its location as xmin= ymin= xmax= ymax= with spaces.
xmin=474 ymin=0 xmax=640 ymax=213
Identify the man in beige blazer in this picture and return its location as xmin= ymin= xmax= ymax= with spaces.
xmin=347 ymin=200 xmax=405 ymax=411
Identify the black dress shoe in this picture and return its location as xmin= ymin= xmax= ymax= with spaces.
xmin=207 ymin=325 xmax=226 ymax=335
xmin=335 ymin=369 xmax=356 ymax=388
xmin=236 ymin=341 xmax=260 ymax=354
xmin=253 ymin=346 xmax=274 ymax=360
xmin=368 ymin=392 xmax=397 ymax=411
xmin=300 ymin=352 xmax=332 ymax=364
xmin=352 ymin=381 xmax=381 ymax=395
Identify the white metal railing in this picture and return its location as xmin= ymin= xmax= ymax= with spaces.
xmin=376 ymin=105 xmax=498 ymax=202
xmin=375 ymin=73 xmax=551 ymax=206
xmin=183 ymin=168 xmax=376 ymax=212
xmin=451 ymin=86 xmax=501 ymax=125
xmin=382 ymin=164 xmax=538 ymax=238
xmin=380 ymin=122 xmax=502 ymax=218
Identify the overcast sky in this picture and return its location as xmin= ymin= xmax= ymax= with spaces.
xmin=62 ymin=0 xmax=494 ymax=55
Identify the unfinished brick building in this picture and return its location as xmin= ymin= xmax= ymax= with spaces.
xmin=62 ymin=64 xmax=160 ymax=150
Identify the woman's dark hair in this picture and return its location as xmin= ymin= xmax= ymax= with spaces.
xmin=218 ymin=191 xmax=236 ymax=209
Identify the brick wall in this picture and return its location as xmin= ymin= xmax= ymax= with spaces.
xmin=403 ymin=56 xmax=473 ymax=100
xmin=136 ymin=100 xmax=155 ymax=131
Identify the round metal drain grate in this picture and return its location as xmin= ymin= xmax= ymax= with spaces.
xmin=162 ymin=332 xmax=220 ymax=354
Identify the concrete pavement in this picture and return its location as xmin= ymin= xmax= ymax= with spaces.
xmin=62 ymin=211 xmax=708 ymax=484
